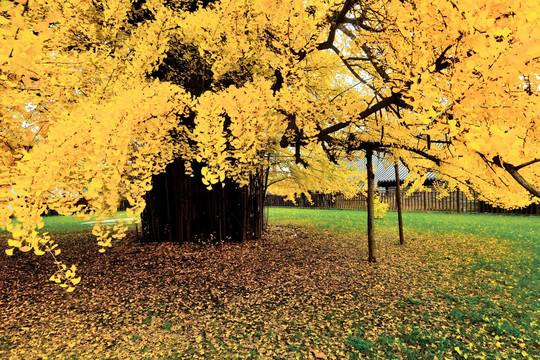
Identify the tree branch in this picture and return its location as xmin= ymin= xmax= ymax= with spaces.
xmin=514 ymin=158 xmax=540 ymax=171
xmin=345 ymin=140 xmax=444 ymax=166
xmin=360 ymin=44 xmax=390 ymax=82
xmin=316 ymin=93 xmax=401 ymax=139
xmin=484 ymin=155 xmax=540 ymax=198
xmin=502 ymin=162 xmax=540 ymax=198
xmin=317 ymin=0 xmax=355 ymax=51
xmin=342 ymin=16 xmax=384 ymax=32
xmin=329 ymin=45 xmax=377 ymax=92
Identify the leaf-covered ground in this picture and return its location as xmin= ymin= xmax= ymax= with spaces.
xmin=0 ymin=220 xmax=538 ymax=359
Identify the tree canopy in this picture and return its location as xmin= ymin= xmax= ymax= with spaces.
xmin=1 ymin=0 xmax=539 ymax=289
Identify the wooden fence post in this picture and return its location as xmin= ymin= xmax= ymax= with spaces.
xmin=456 ymin=189 xmax=460 ymax=214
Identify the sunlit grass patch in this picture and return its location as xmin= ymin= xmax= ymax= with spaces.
xmin=267 ymin=207 xmax=539 ymax=245
xmin=0 ymin=211 xmax=136 ymax=234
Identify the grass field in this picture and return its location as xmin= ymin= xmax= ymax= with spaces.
xmin=267 ymin=207 xmax=539 ymax=246
xmin=0 ymin=208 xmax=538 ymax=359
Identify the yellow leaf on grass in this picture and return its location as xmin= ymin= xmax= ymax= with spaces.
xmin=5 ymin=248 xmax=13 ymax=256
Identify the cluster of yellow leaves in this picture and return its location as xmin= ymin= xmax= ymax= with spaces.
xmin=373 ymin=194 xmax=389 ymax=219
xmin=191 ymin=79 xmax=279 ymax=187
xmin=268 ymin=147 xmax=365 ymax=203
xmin=177 ymin=0 xmax=331 ymax=81
xmin=179 ymin=0 xmax=539 ymax=208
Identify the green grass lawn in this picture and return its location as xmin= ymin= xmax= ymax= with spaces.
xmin=267 ymin=207 xmax=539 ymax=245
xmin=0 ymin=211 xmax=136 ymax=234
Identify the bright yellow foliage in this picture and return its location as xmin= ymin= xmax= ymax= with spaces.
xmin=1 ymin=0 xmax=539 ymax=289
xmin=177 ymin=0 xmax=539 ymax=207
xmin=268 ymin=147 xmax=364 ymax=203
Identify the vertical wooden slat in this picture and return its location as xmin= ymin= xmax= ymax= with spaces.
xmin=164 ymin=171 xmax=173 ymax=242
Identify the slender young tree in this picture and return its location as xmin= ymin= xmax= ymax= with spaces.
xmin=366 ymin=148 xmax=376 ymax=262
xmin=394 ymin=162 xmax=405 ymax=246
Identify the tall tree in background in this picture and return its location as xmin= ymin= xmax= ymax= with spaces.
xmin=1 ymin=0 xmax=539 ymax=288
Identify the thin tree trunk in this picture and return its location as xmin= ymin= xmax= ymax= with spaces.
xmin=394 ymin=162 xmax=404 ymax=246
xmin=366 ymin=149 xmax=376 ymax=263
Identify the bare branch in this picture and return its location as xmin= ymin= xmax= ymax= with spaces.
xmin=360 ymin=44 xmax=390 ymax=82
xmin=317 ymin=0 xmax=355 ymax=51
xmin=316 ymin=93 xmax=401 ymax=140
xmin=514 ymin=158 xmax=540 ymax=171
xmin=329 ymin=45 xmax=377 ymax=92
xmin=346 ymin=141 xmax=444 ymax=166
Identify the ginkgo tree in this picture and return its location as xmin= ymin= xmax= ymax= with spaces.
xmin=313 ymin=0 xmax=540 ymax=207
xmin=2 ymin=0 xmax=539 ymax=289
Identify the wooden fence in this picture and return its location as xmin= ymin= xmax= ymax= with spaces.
xmin=265 ymin=190 xmax=539 ymax=215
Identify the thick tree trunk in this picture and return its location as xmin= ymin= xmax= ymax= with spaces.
xmin=394 ymin=162 xmax=404 ymax=246
xmin=141 ymin=158 xmax=264 ymax=243
xmin=366 ymin=149 xmax=376 ymax=262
